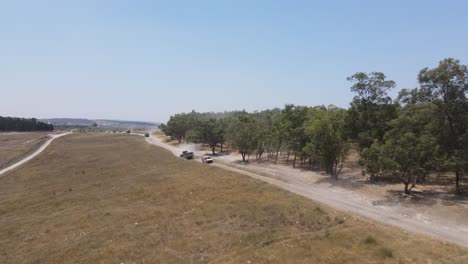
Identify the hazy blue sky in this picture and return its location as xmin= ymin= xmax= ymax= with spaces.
xmin=1 ymin=1 xmax=467 ymax=122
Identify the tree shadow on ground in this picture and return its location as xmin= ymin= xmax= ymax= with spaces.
xmin=221 ymin=156 xmax=468 ymax=208
xmin=372 ymin=190 xmax=438 ymax=207
xmin=304 ymin=172 xmax=369 ymax=191
xmin=208 ymin=151 xmax=232 ymax=157
xmin=371 ymin=189 xmax=468 ymax=208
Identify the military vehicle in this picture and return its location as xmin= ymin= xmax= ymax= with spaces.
xmin=180 ymin=151 xmax=194 ymax=160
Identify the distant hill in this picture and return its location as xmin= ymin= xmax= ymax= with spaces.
xmin=95 ymin=119 xmax=159 ymax=127
xmin=44 ymin=118 xmax=95 ymax=126
xmin=43 ymin=118 xmax=159 ymax=129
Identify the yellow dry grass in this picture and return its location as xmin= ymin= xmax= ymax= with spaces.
xmin=0 ymin=132 xmax=49 ymax=169
xmin=0 ymin=133 xmax=467 ymax=263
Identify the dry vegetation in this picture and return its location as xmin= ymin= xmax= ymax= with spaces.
xmin=0 ymin=132 xmax=49 ymax=169
xmin=0 ymin=133 xmax=467 ymax=263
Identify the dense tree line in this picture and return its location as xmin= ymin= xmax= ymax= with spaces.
xmin=0 ymin=116 xmax=54 ymax=132
xmin=160 ymin=58 xmax=467 ymax=194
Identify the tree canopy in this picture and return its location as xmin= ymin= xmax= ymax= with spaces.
xmin=160 ymin=58 xmax=467 ymax=194
xmin=0 ymin=116 xmax=54 ymax=132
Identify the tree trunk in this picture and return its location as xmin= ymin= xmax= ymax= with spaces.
xmin=456 ymin=169 xmax=461 ymax=193
xmin=327 ymin=164 xmax=333 ymax=176
xmin=404 ymin=182 xmax=410 ymax=195
xmin=211 ymin=145 xmax=215 ymax=155
xmin=333 ymin=162 xmax=340 ymax=180
xmin=256 ymin=150 xmax=262 ymax=162
xmin=293 ymin=154 xmax=297 ymax=168
xmin=220 ymin=143 xmax=223 ymax=152
xmin=403 ymin=174 xmax=417 ymax=195
xmin=332 ymin=164 xmax=336 ymax=179
xmin=241 ymin=152 xmax=246 ymax=162
xmin=274 ymin=148 xmax=280 ymax=164
xmin=335 ymin=157 xmax=344 ymax=179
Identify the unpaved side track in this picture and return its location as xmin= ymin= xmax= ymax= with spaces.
xmin=144 ymin=134 xmax=468 ymax=248
xmin=0 ymin=132 xmax=72 ymax=176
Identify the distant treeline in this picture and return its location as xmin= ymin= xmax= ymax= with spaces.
xmin=160 ymin=58 xmax=468 ymax=195
xmin=0 ymin=116 xmax=54 ymax=132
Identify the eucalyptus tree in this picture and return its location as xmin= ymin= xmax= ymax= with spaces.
xmin=196 ymin=118 xmax=225 ymax=154
xmin=251 ymin=109 xmax=283 ymax=161
xmin=163 ymin=112 xmax=196 ymax=143
xmin=345 ymin=72 xmax=398 ymax=152
xmin=271 ymin=110 xmax=288 ymax=163
xmin=304 ymin=106 xmax=350 ymax=179
xmin=360 ymin=103 xmax=439 ymax=194
xmin=399 ymin=58 xmax=468 ymax=193
xmin=227 ymin=114 xmax=260 ymax=162
xmin=281 ymin=104 xmax=309 ymax=167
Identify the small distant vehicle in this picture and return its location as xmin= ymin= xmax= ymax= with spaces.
xmin=180 ymin=151 xmax=194 ymax=160
xmin=126 ymin=130 xmax=131 ymax=133
xmin=144 ymin=133 xmax=149 ymax=137
xmin=201 ymin=155 xmax=213 ymax=164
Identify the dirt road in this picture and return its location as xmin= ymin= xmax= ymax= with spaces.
xmin=145 ymin=134 xmax=468 ymax=247
xmin=0 ymin=132 xmax=72 ymax=176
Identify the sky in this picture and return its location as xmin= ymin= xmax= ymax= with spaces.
xmin=1 ymin=0 xmax=467 ymax=123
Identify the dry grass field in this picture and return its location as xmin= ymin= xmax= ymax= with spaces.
xmin=0 ymin=132 xmax=49 ymax=169
xmin=0 ymin=133 xmax=467 ymax=263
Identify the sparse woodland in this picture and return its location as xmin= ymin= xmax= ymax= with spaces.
xmin=160 ymin=58 xmax=468 ymax=194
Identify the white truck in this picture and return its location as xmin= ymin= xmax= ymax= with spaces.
xmin=201 ymin=155 xmax=213 ymax=164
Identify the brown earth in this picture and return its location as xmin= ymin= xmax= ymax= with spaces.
xmin=0 ymin=132 xmax=49 ymax=170
xmin=1 ymin=133 xmax=466 ymax=263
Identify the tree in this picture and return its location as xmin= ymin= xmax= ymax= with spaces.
xmin=360 ymin=104 xmax=439 ymax=194
xmin=304 ymin=106 xmax=350 ymax=179
xmin=399 ymin=58 xmax=468 ymax=193
xmin=281 ymin=105 xmax=309 ymax=167
xmin=270 ymin=110 xmax=287 ymax=163
xmin=164 ymin=113 xmax=194 ymax=143
xmin=159 ymin=123 xmax=169 ymax=134
xmin=250 ymin=109 xmax=281 ymax=161
xmin=227 ymin=115 xmax=259 ymax=162
xmin=196 ymin=118 xmax=225 ymax=155
xmin=345 ymin=72 xmax=398 ymax=151
xmin=217 ymin=117 xmax=230 ymax=152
